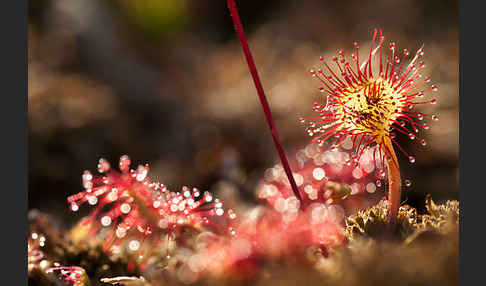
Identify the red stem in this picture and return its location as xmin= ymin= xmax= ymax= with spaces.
xmin=226 ymin=0 xmax=302 ymax=204
xmin=380 ymin=136 xmax=402 ymax=230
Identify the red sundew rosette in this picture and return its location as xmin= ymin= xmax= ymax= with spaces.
xmin=236 ymin=206 xmax=345 ymax=255
xmin=301 ymin=29 xmax=439 ymax=225
xmin=67 ymin=156 xmax=166 ymax=252
xmin=66 ymin=156 xmax=229 ymax=263
xmin=257 ymin=142 xmax=382 ymax=215
xmin=302 ymin=29 xmax=438 ymax=163
xmin=181 ymin=205 xmax=345 ymax=281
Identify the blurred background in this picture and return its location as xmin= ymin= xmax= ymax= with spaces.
xmin=28 ymin=0 xmax=458 ymax=225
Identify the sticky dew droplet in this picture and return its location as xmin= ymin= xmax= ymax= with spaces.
xmin=404 ymin=180 xmax=412 ymax=187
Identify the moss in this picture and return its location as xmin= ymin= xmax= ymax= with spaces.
xmin=345 ymin=196 xmax=459 ymax=242
xmin=344 ymin=200 xmax=418 ymax=241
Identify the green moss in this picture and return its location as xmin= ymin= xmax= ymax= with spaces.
xmin=345 ymin=196 xmax=459 ymax=242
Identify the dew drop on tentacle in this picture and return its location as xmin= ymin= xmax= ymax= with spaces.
xmin=216 ymin=208 xmax=224 ymax=216
xmin=119 ymin=155 xmax=131 ymax=173
xmin=82 ymin=170 xmax=93 ymax=189
xmin=378 ymin=170 xmax=386 ymax=179
xmin=120 ymin=203 xmax=131 ymax=214
xmin=101 ymin=216 xmax=112 ymax=227
xmin=404 ymin=179 xmax=412 ymax=187
xmin=420 ymin=139 xmax=427 ymax=146
xmin=70 ymin=203 xmax=79 ymax=212
xmin=228 ymin=209 xmax=237 ymax=220
xmin=97 ymin=158 xmax=111 ymax=173
xmin=376 ymin=180 xmax=382 ymax=187
xmin=129 ymin=240 xmax=140 ymax=251
xmin=136 ymin=164 xmax=149 ymax=181
xmin=408 ymin=133 xmax=415 ymax=140
xmin=312 ymin=167 xmax=326 ymax=181
xmin=408 ymin=156 xmax=415 ymax=163
xmin=87 ymin=196 xmax=98 ymax=205
xmin=432 ymin=114 xmax=439 ymax=121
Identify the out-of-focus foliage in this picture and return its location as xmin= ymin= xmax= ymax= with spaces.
xmin=116 ymin=0 xmax=188 ymax=40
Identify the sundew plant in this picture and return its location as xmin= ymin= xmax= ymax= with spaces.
xmin=302 ymin=29 xmax=439 ymax=227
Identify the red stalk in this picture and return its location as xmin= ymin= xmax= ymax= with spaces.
xmin=226 ymin=0 xmax=302 ymax=204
